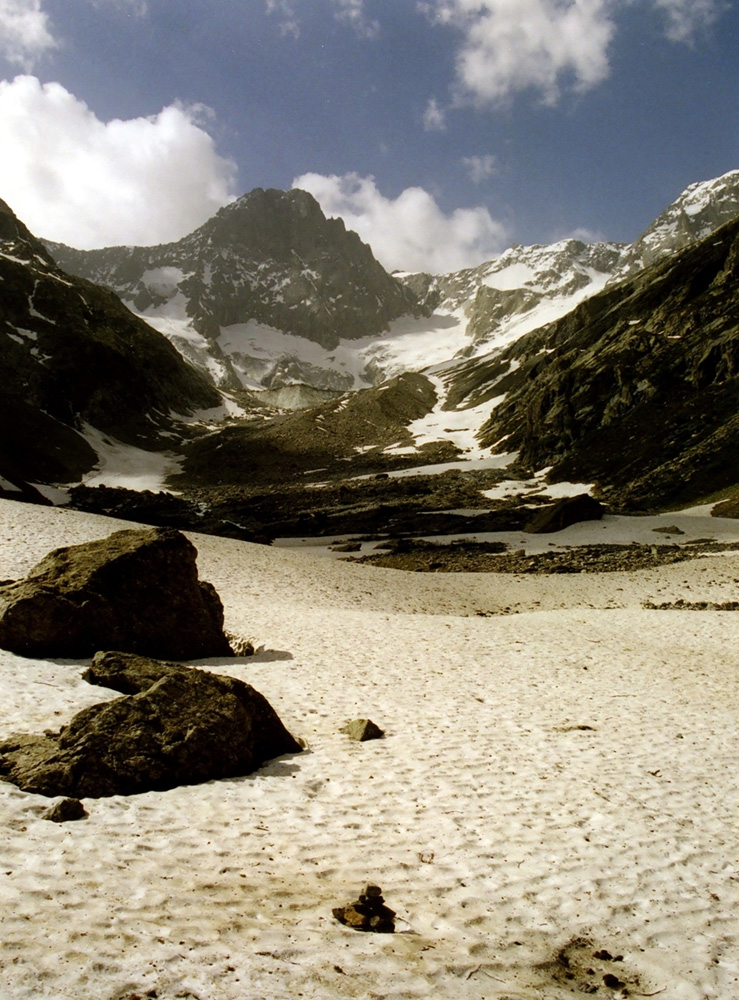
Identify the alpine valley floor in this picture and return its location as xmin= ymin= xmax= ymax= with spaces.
xmin=0 ymin=498 xmax=738 ymax=1000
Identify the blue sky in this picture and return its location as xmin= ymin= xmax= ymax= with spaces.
xmin=0 ymin=0 xmax=737 ymax=271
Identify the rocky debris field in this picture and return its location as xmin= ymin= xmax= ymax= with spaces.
xmin=67 ymin=466 xmax=539 ymax=542
xmin=349 ymin=538 xmax=739 ymax=573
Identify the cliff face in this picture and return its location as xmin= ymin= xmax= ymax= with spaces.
xmin=474 ymin=215 xmax=739 ymax=508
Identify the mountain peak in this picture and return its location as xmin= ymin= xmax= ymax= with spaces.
xmin=618 ymin=168 xmax=739 ymax=275
xmin=49 ymin=184 xmax=423 ymax=359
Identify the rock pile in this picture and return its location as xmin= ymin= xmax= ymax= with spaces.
xmin=333 ymin=885 xmax=396 ymax=933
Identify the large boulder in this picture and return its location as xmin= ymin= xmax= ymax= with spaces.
xmin=0 ymin=527 xmax=233 ymax=660
xmin=0 ymin=651 xmax=302 ymax=797
xmin=524 ymin=494 xmax=604 ymax=534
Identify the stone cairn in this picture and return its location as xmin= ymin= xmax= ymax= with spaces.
xmin=333 ymin=884 xmax=395 ymax=933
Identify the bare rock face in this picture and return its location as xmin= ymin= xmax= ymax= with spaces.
xmin=0 ymin=527 xmax=233 ymax=660
xmin=524 ymin=494 xmax=604 ymax=534
xmin=0 ymin=651 xmax=302 ymax=797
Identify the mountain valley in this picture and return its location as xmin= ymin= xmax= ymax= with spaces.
xmin=2 ymin=170 xmax=739 ymax=545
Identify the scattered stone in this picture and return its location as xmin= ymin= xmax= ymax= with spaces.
xmin=352 ymin=539 xmax=719 ymax=574
xmin=0 ymin=527 xmax=233 ymax=660
xmin=652 ymin=524 xmax=685 ymax=534
xmin=0 ymin=651 xmax=302 ymax=797
xmin=541 ymin=937 xmax=645 ymax=997
xmin=603 ymin=973 xmax=626 ymax=989
xmin=340 ymin=718 xmax=384 ymax=742
xmin=524 ymin=494 xmax=604 ymax=534
xmin=333 ymin=884 xmax=396 ymax=933
xmin=643 ymin=599 xmax=739 ymax=611
xmin=42 ymin=797 xmax=88 ymax=822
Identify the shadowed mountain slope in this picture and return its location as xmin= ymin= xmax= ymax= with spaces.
xmin=0 ymin=198 xmax=221 ymax=491
xmin=466 ymin=214 xmax=739 ymax=508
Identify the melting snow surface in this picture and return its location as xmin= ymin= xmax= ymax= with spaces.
xmin=81 ymin=425 xmax=181 ymax=492
xmin=401 ymin=374 xmax=505 ymax=459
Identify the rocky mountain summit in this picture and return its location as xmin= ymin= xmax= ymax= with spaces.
xmin=0 ymin=198 xmax=220 ymax=495
xmin=404 ymin=238 xmax=625 ymax=358
xmin=48 ymin=188 xmax=424 ymax=391
xmin=404 ymin=169 xmax=739 ymax=363
xmin=617 ymin=168 xmax=739 ymax=277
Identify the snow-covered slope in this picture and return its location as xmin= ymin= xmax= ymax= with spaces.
xmin=404 ymin=238 xmax=625 ymax=362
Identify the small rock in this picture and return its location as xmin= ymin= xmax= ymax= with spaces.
xmin=43 ymin=797 xmax=88 ymax=822
xmin=225 ymin=633 xmax=255 ymax=657
xmin=340 ymin=718 xmax=384 ymax=741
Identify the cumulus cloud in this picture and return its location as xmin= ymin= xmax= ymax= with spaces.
xmin=420 ymin=0 xmax=615 ymax=107
xmin=419 ymin=1 xmax=729 ymax=111
xmin=463 ymin=153 xmax=497 ymax=183
xmin=292 ymin=171 xmax=508 ymax=272
xmin=0 ymin=75 xmax=237 ymax=248
xmin=0 ymin=0 xmax=57 ymax=68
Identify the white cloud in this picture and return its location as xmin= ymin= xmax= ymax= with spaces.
xmin=423 ymin=96 xmax=447 ymax=130
xmin=0 ymin=75 xmax=237 ymax=248
xmin=0 ymin=0 xmax=56 ymax=68
xmin=264 ymin=0 xmax=378 ymax=38
xmin=292 ymin=171 xmax=508 ymax=272
xmin=421 ymin=0 xmax=615 ymax=107
xmin=652 ymin=0 xmax=724 ymax=42
xmin=463 ymin=153 xmax=497 ymax=183
xmin=420 ymin=1 xmax=727 ymax=109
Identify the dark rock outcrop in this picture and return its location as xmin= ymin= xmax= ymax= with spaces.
xmin=333 ymin=885 xmax=396 ymax=933
xmin=0 ymin=651 xmax=302 ymax=797
xmin=477 ymin=215 xmax=739 ymax=508
xmin=0 ymin=527 xmax=232 ymax=660
xmin=524 ymin=494 xmax=604 ymax=533
xmin=178 ymin=371 xmax=442 ymax=487
xmin=0 ymin=198 xmax=221 ymax=489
